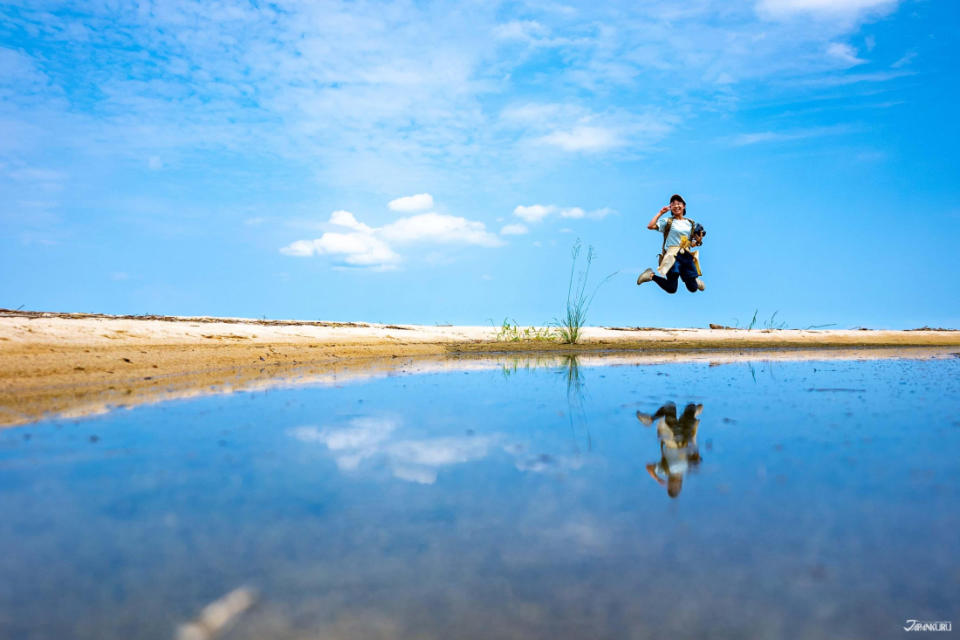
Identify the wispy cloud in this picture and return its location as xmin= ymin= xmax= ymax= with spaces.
xmin=796 ymin=70 xmax=915 ymax=87
xmin=494 ymin=20 xmax=550 ymax=43
xmin=826 ymin=42 xmax=866 ymax=66
xmin=891 ymin=51 xmax=917 ymax=69
xmin=5 ymin=166 xmax=66 ymax=184
xmin=538 ymin=126 xmax=623 ymax=152
xmin=756 ymin=0 xmax=900 ymax=20
xmin=500 ymin=223 xmax=529 ymax=235
xmin=501 ymin=102 xmax=674 ymax=154
xmin=513 ymin=203 xmax=614 ymax=223
xmin=726 ymin=124 xmax=859 ymax=146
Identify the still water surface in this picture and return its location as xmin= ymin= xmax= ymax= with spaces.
xmin=1 ymin=354 xmax=959 ymax=639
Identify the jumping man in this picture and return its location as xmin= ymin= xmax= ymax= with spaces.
xmin=637 ymin=194 xmax=706 ymax=293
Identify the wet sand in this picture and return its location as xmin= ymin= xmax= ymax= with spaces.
xmin=2 ymin=310 xmax=958 ymax=427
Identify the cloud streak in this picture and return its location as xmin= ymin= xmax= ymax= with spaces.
xmin=757 ymin=0 xmax=899 ymax=19
xmin=513 ymin=203 xmax=615 ymax=224
xmin=726 ymin=124 xmax=860 ymax=146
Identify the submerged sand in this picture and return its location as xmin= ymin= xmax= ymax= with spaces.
xmin=1 ymin=310 xmax=958 ymax=427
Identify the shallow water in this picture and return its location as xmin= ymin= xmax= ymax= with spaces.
xmin=1 ymin=354 xmax=959 ymax=639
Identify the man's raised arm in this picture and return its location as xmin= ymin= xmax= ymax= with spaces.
xmin=647 ymin=206 xmax=669 ymax=230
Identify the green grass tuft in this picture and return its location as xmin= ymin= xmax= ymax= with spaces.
xmin=553 ymin=240 xmax=616 ymax=344
xmin=494 ymin=318 xmax=559 ymax=342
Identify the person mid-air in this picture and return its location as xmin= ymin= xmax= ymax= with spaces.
xmin=637 ymin=194 xmax=706 ymax=294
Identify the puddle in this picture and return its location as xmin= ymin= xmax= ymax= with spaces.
xmin=1 ymin=355 xmax=958 ymax=639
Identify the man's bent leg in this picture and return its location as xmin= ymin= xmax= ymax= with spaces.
xmin=653 ymin=271 xmax=680 ymax=293
xmin=677 ymin=253 xmax=701 ymax=293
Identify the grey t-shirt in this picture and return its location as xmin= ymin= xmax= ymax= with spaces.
xmin=655 ymin=216 xmax=694 ymax=248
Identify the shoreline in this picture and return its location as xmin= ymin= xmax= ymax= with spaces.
xmin=2 ymin=311 xmax=958 ymax=427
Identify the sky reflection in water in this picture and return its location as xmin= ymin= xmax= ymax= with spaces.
xmin=1 ymin=355 xmax=958 ymax=639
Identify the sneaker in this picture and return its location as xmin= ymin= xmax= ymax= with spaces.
xmin=637 ymin=268 xmax=655 ymax=285
xmin=696 ymin=278 xmax=705 ymax=292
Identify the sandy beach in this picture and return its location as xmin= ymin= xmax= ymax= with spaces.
xmin=2 ymin=309 xmax=958 ymax=428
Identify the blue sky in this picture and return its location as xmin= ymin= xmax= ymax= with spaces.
xmin=1 ymin=0 xmax=957 ymax=329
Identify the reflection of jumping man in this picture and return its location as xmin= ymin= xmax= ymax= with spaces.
xmin=636 ymin=402 xmax=703 ymax=498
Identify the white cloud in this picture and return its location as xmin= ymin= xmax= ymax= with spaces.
xmin=826 ymin=42 xmax=866 ymax=66
xmin=539 ymin=126 xmax=623 ymax=152
xmin=329 ymin=209 xmax=372 ymax=232
xmin=500 ymin=223 xmax=528 ymax=235
xmin=560 ymin=207 xmax=585 ymax=219
xmin=281 ymin=232 xmax=400 ymax=267
xmin=316 ymin=233 xmax=399 ymax=266
xmin=281 ymin=207 xmax=501 ymax=268
xmin=514 ymin=204 xmax=555 ymax=223
xmin=388 ymin=193 xmax=434 ymax=212
xmin=279 ymin=240 xmax=315 ymax=257
xmin=381 ymin=212 xmax=503 ymax=247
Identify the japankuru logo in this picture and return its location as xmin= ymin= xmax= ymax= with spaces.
xmin=904 ymin=620 xmax=952 ymax=632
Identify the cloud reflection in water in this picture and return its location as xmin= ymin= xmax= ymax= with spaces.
xmin=288 ymin=418 xmax=501 ymax=484
xmin=288 ymin=414 xmax=586 ymax=485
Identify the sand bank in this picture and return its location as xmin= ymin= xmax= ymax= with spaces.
xmin=2 ymin=310 xmax=958 ymax=427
